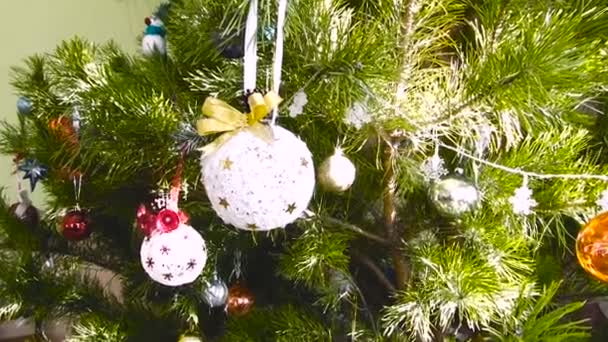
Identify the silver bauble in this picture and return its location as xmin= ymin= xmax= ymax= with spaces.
xmin=202 ymin=276 xmax=229 ymax=308
xmin=430 ymin=176 xmax=480 ymax=216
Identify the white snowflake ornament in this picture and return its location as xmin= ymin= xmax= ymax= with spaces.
xmin=288 ymin=90 xmax=308 ymax=118
xmin=201 ymin=126 xmax=315 ymax=231
xmin=509 ymin=179 xmax=537 ymax=215
xmin=344 ymin=102 xmax=372 ymax=129
xmin=421 ymin=154 xmax=447 ymax=181
xmin=140 ymin=223 xmax=207 ymax=286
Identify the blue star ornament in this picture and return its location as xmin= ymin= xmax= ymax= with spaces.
xmin=18 ymin=159 xmax=48 ymax=191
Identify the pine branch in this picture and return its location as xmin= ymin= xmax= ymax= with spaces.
xmin=351 ymin=251 xmax=396 ymax=292
xmin=320 ymin=215 xmax=391 ymax=246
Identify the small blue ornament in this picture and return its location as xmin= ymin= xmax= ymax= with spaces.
xmin=18 ymin=159 xmax=48 ymax=192
xmin=17 ymin=96 xmax=33 ymax=115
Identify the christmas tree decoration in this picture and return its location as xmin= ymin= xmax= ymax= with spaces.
xmin=288 ymin=90 xmax=308 ymax=118
xmin=3 ymin=0 xmax=608 ymax=339
xmin=16 ymin=96 xmax=33 ymax=115
xmin=202 ymin=274 xmax=229 ymax=308
xmin=142 ymin=16 xmax=167 ymax=56
xmin=18 ymin=159 xmax=48 ymax=192
xmin=576 ymin=212 xmax=608 ymax=282
xmin=49 ymin=116 xmax=78 ymax=146
xmin=59 ymin=209 xmax=92 ymax=241
xmin=140 ymin=223 xmax=207 ymax=286
xmin=344 ymin=102 xmax=372 ymax=129
xmin=136 ymin=191 xmax=189 ymax=236
xmin=430 ymin=176 xmax=480 ymax=217
xmin=198 ymin=93 xmax=315 ymax=231
xmin=318 ymin=147 xmax=356 ymax=192
xmin=136 ymin=204 xmax=158 ymax=236
xmin=9 ymin=190 xmax=39 ymax=228
xmin=508 ymin=177 xmax=537 ymax=215
xmin=150 ymin=189 xmax=171 ymax=212
xmin=226 ymin=281 xmax=254 ymax=316
xmin=421 ymin=152 xmax=448 ymax=181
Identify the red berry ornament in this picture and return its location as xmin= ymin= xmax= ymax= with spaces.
xmin=157 ymin=209 xmax=179 ymax=232
xmin=137 ymin=204 xmax=157 ymax=236
xmin=61 ymin=209 xmax=92 ymax=241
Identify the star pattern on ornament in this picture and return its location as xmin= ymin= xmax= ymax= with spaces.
xmin=146 ymin=257 xmax=155 ymax=268
xmin=300 ymin=158 xmax=309 ymax=168
xmin=222 ymin=158 xmax=234 ymax=170
xmin=285 ymin=202 xmax=297 ymax=214
xmin=219 ymin=197 xmax=230 ymax=209
xmin=247 ymin=223 xmax=258 ymax=230
xmin=160 ymin=245 xmax=170 ymax=255
xmin=187 ymin=258 xmax=197 ymax=270
xmin=163 ymin=273 xmax=173 ymax=281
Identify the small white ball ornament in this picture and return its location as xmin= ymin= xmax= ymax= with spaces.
xmin=318 ymin=147 xmax=356 ymax=192
xmin=201 ymin=126 xmax=315 ymax=231
xmin=140 ymin=223 xmax=207 ymax=286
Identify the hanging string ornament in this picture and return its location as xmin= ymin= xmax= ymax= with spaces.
xmin=226 ymin=251 xmax=254 ymax=316
xmin=18 ymin=159 xmax=48 ymax=192
xmin=58 ymin=175 xmax=92 ymax=241
xmin=136 ymin=188 xmax=190 ymax=236
xmin=202 ymin=272 xmax=229 ymax=308
xmin=318 ymin=147 xmax=356 ymax=192
xmin=16 ymin=96 xmax=33 ymax=116
xmin=198 ymin=0 xmax=315 ymax=231
xmin=139 ymin=158 xmax=207 ymax=286
xmin=142 ymin=16 xmax=166 ymax=56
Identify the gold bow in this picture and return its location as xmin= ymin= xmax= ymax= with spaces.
xmin=197 ymin=92 xmax=282 ymax=155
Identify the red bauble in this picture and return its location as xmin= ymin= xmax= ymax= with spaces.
xmin=227 ymin=282 xmax=255 ymax=316
xmin=61 ymin=209 xmax=92 ymax=241
xmin=157 ymin=209 xmax=179 ymax=232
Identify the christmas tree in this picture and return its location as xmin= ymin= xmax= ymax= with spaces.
xmin=1 ymin=0 xmax=608 ymax=340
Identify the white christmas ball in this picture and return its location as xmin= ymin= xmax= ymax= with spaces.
xmin=142 ymin=35 xmax=166 ymax=56
xmin=140 ymin=223 xmax=207 ymax=286
xmin=318 ymin=148 xmax=356 ymax=192
xmin=201 ymin=126 xmax=315 ymax=231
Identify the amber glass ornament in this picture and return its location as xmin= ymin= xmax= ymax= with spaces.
xmin=227 ymin=282 xmax=255 ymax=316
xmin=576 ymin=212 xmax=608 ymax=282
xmin=49 ymin=117 xmax=78 ymax=146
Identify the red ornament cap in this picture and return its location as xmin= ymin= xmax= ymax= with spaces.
xmin=157 ymin=209 xmax=180 ymax=232
xmin=61 ymin=209 xmax=91 ymax=241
